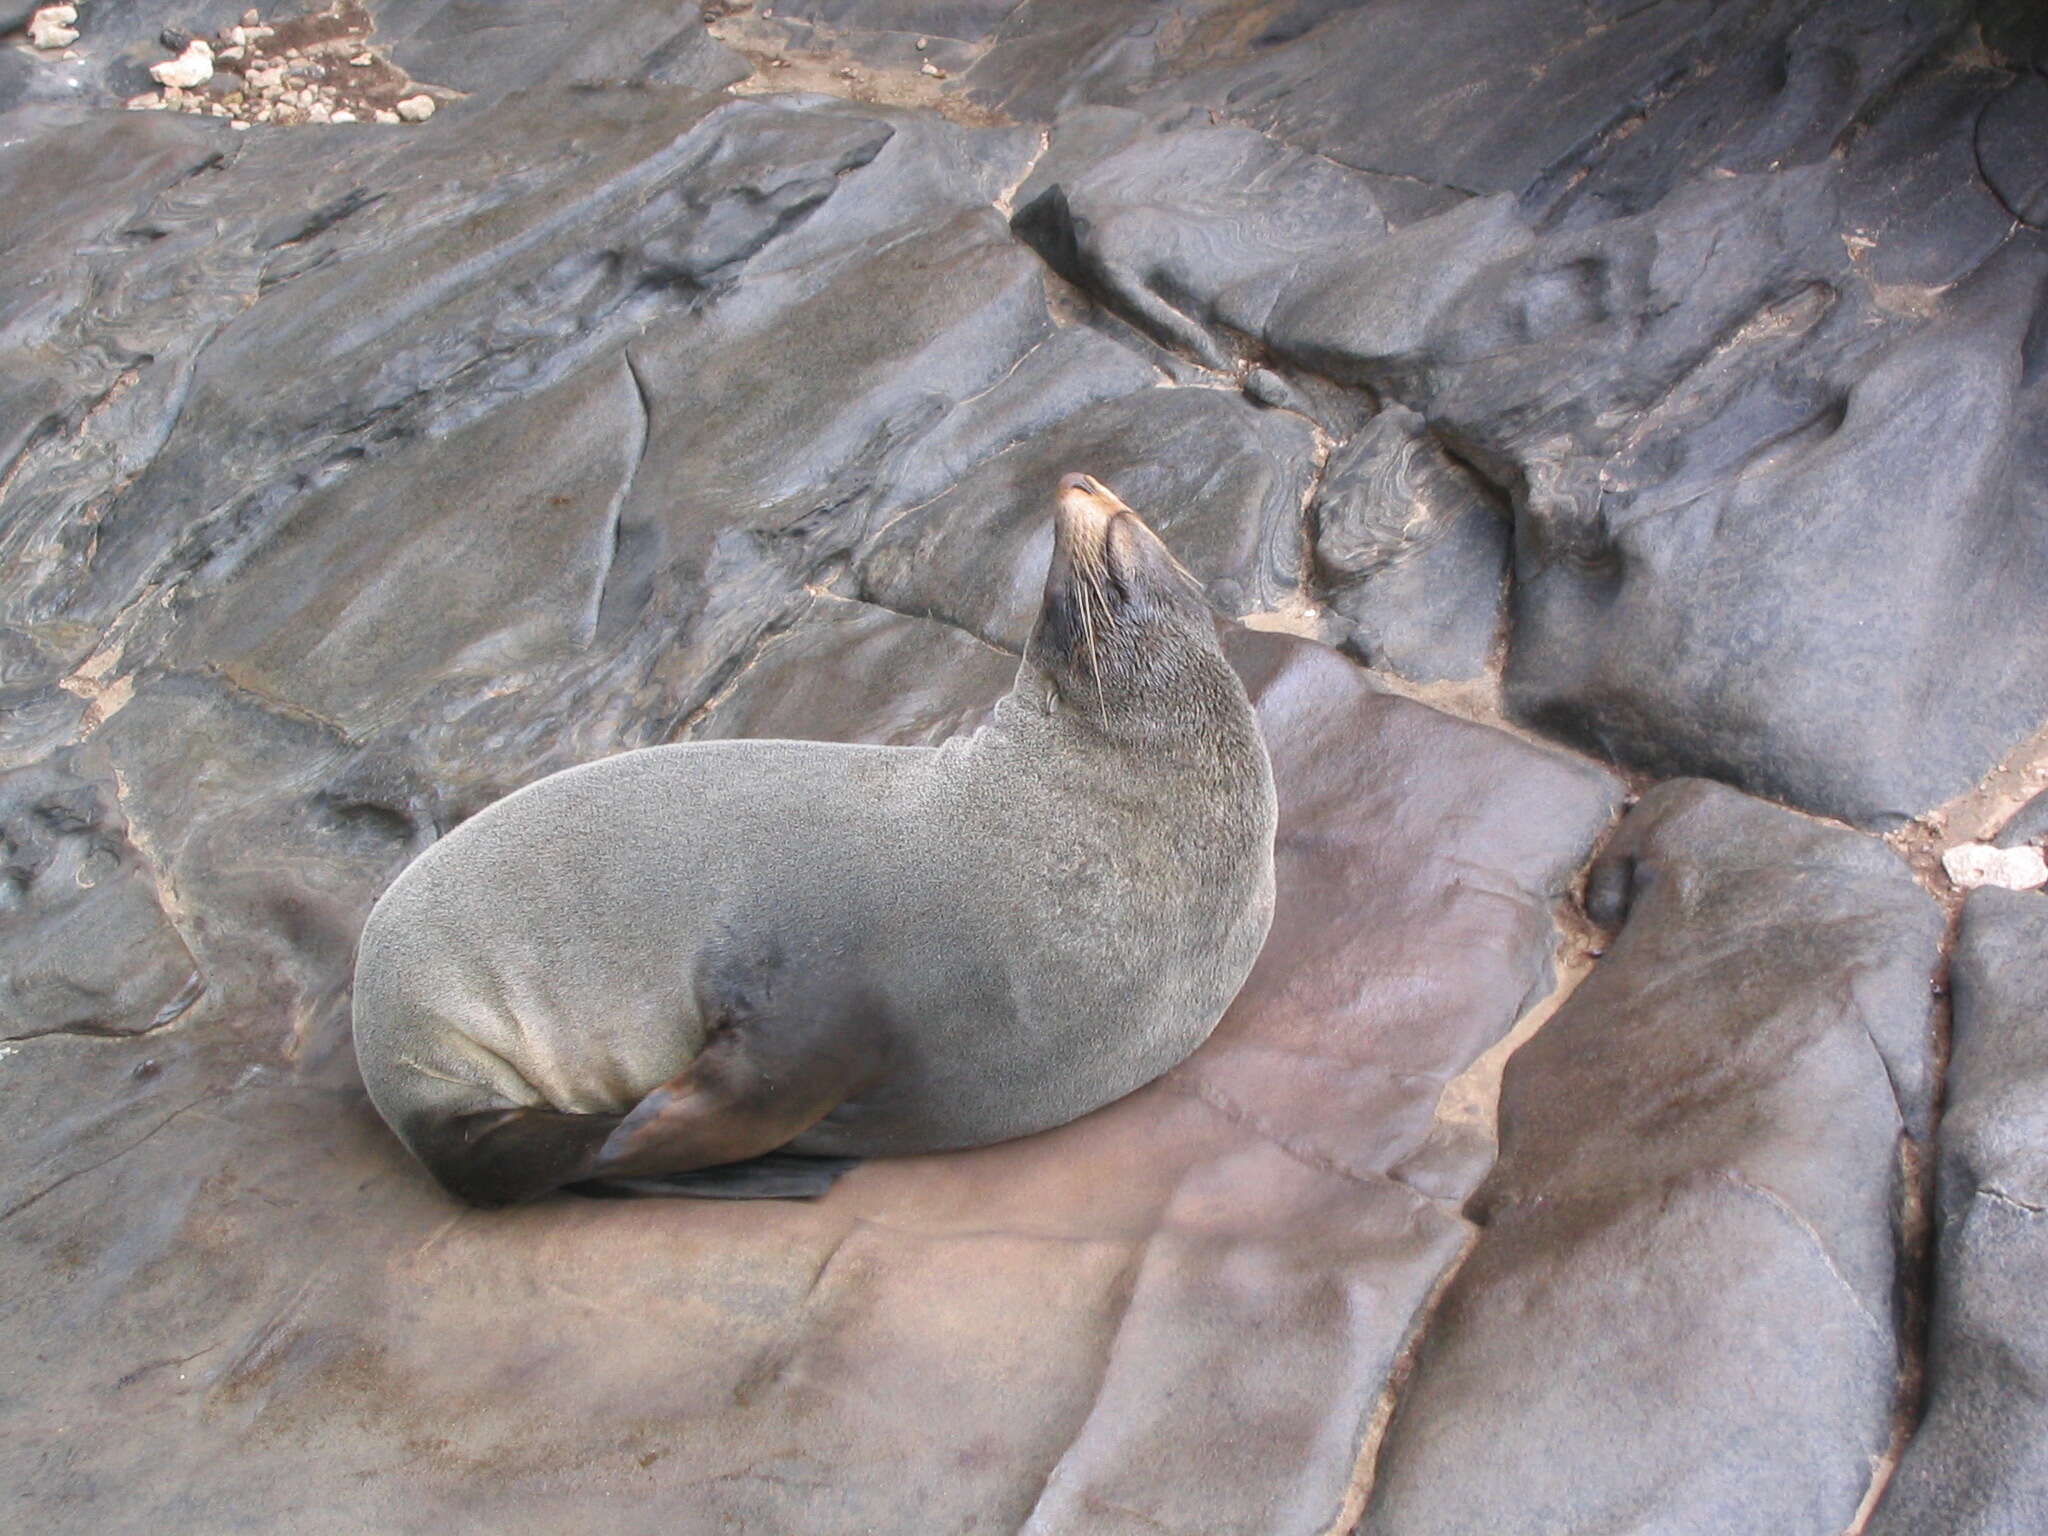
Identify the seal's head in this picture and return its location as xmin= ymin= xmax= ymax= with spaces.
xmin=1028 ymin=473 xmax=1233 ymax=736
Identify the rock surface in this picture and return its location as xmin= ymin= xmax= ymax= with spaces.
xmin=1363 ymin=780 xmax=1944 ymax=1535
xmin=2 ymin=0 xmax=2044 ymax=1530
xmin=1869 ymin=888 xmax=2048 ymax=1536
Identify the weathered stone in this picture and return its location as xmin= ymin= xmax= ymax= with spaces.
xmin=0 ymin=746 xmax=200 ymax=1040
xmin=1364 ymin=779 xmax=1943 ymax=1536
xmin=1311 ymin=403 xmax=1508 ymax=683
xmin=1012 ymin=123 xmax=1386 ymax=367
xmin=27 ymin=4 xmax=78 ymax=50
xmin=1998 ymin=785 xmax=2048 ymax=852
xmin=858 ymin=382 xmax=1319 ymax=646
xmin=1943 ymin=841 xmax=2048 ymax=891
xmin=1869 ymin=888 xmax=2048 ymax=1535
xmin=149 ymin=40 xmax=216 ymax=90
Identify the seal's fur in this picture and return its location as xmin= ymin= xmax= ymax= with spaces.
xmin=352 ymin=475 xmax=1276 ymax=1205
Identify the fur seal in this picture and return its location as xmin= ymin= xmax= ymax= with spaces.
xmin=351 ymin=473 xmax=1277 ymax=1206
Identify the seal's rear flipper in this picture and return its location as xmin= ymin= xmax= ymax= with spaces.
xmin=590 ymin=1021 xmax=874 ymax=1183
xmin=568 ymin=1152 xmax=861 ymax=1201
xmin=411 ymin=1106 xmax=624 ymax=1208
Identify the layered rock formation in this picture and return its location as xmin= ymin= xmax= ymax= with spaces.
xmin=3 ymin=0 xmax=2045 ymax=1531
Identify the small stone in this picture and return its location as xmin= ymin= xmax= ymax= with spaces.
xmin=916 ymin=36 xmax=928 ymax=49
xmin=223 ymin=25 xmax=247 ymax=47
xmin=150 ymin=40 xmax=216 ymax=91
xmin=124 ymin=91 xmax=168 ymax=111
xmin=243 ymin=7 xmax=260 ymax=23
xmin=230 ymin=118 xmax=251 ymax=131
xmin=219 ymin=44 xmax=244 ymax=61
xmin=372 ymin=108 xmax=399 ymax=124
xmin=161 ymin=26 xmax=193 ymax=53
xmin=330 ymin=109 xmax=355 ymax=123
xmin=350 ymin=52 xmax=372 ymax=66
xmin=1941 ymin=842 xmax=2048 ymax=891
xmin=27 ymin=6 xmax=79 ymax=50
xmin=305 ymin=103 xmax=331 ymax=123
xmin=920 ymin=60 xmax=943 ymax=77
xmin=394 ymin=94 xmax=436 ymax=122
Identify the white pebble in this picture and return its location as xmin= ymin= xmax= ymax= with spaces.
xmin=28 ymin=6 xmax=79 ymax=50
xmin=1941 ymin=842 xmax=2048 ymax=891
xmin=124 ymin=91 xmax=168 ymax=111
xmin=330 ymin=109 xmax=355 ymax=122
xmin=394 ymin=93 xmax=435 ymax=122
xmin=150 ymin=39 xmax=216 ymax=90
xmin=921 ymin=60 xmax=943 ymax=77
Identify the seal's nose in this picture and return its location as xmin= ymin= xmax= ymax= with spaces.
xmin=1056 ymin=473 xmax=1130 ymax=515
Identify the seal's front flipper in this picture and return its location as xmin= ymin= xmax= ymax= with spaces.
xmin=411 ymin=1106 xmax=623 ymax=1208
xmin=569 ymin=1152 xmax=862 ymax=1201
xmin=589 ymin=1021 xmax=875 ymax=1183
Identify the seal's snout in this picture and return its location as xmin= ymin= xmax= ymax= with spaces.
xmin=1056 ymin=472 xmax=1129 ymax=516
xmin=1055 ymin=474 xmax=1131 ymax=554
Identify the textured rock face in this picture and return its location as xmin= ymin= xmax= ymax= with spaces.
xmin=1868 ymin=888 xmax=2048 ymax=1536
xmin=3 ymin=0 xmax=2046 ymax=1531
xmin=1364 ymin=780 xmax=1946 ymax=1535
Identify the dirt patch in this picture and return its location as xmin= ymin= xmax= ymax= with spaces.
xmin=703 ymin=1 xmax=1010 ymax=128
xmin=1886 ymin=715 xmax=2048 ymax=904
xmin=126 ymin=2 xmax=450 ymax=128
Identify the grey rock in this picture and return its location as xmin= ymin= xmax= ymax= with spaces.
xmin=1870 ymin=888 xmax=2048 ymax=1535
xmin=946 ymin=1 xmax=2048 ymax=828
xmin=1837 ymin=62 xmax=2021 ymax=288
xmin=1311 ymin=403 xmax=1508 ymax=682
xmin=1997 ymin=784 xmax=2048 ymax=849
xmin=1012 ymin=123 xmax=1386 ymax=367
xmin=1977 ymin=73 xmax=2048 ymax=228
xmin=1262 ymin=191 xmax=1535 ymax=385
xmin=692 ymin=595 xmax=1016 ymax=748
xmin=1365 ymin=778 xmax=1944 ymax=1536
xmin=859 ymin=380 xmax=1318 ymax=646
xmin=0 ymin=746 xmax=200 ymax=1040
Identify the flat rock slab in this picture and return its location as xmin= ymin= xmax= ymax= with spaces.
xmin=1364 ymin=779 xmax=1944 ymax=1536
xmin=1869 ymin=886 xmax=2048 ymax=1536
xmin=0 ymin=624 xmax=1620 ymax=1533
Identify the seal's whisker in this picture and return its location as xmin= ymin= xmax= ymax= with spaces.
xmin=1075 ymin=558 xmax=1110 ymax=729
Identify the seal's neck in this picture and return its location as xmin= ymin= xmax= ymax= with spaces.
xmin=994 ymin=644 xmax=1265 ymax=778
